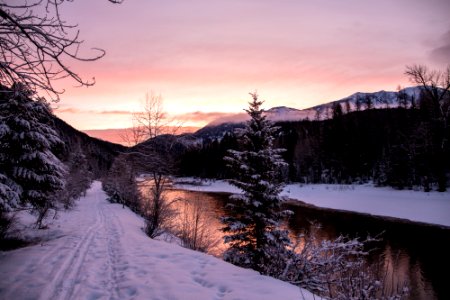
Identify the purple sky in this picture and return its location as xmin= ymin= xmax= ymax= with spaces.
xmin=53 ymin=0 xmax=450 ymax=129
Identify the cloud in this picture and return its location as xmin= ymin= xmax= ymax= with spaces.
xmin=55 ymin=107 xmax=82 ymax=114
xmin=55 ymin=107 xmax=133 ymax=115
xmin=430 ymin=30 xmax=450 ymax=64
xmin=173 ymin=111 xmax=247 ymax=125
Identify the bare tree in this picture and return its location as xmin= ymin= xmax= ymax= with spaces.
xmin=344 ymin=99 xmax=352 ymax=114
xmin=405 ymin=65 xmax=450 ymax=145
xmin=142 ymin=172 xmax=177 ymax=239
xmin=363 ymin=94 xmax=374 ymax=110
xmin=0 ymin=0 xmax=122 ymax=101
xmin=120 ymin=93 xmax=181 ymax=237
xmin=134 ymin=91 xmax=166 ymax=139
xmin=355 ymin=94 xmax=363 ymax=111
xmin=405 ymin=65 xmax=450 ymax=191
xmin=121 ymin=91 xmax=182 ymax=146
xmin=119 ymin=91 xmax=186 ymax=240
xmin=396 ymin=85 xmax=408 ymax=108
xmin=174 ymin=196 xmax=220 ymax=253
xmin=120 ymin=125 xmax=146 ymax=148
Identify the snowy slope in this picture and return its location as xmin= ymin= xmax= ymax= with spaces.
xmin=174 ymin=179 xmax=450 ymax=228
xmin=270 ymin=87 xmax=423 ymax=122
xmin=0 ymin=181 xmax=313 ymax=300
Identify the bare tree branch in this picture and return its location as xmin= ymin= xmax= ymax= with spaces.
xmin=0 ymin=0 xmax=122 ymax=102
xmin=405 ymin=64 xmax=450 ymax=192
xmin=121 ymin=91 xmax=184 ymax=146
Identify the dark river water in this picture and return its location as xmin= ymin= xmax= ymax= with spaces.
xmin=166 ymin=189 xmax=450 ymax=300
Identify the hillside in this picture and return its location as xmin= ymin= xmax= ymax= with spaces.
xmin=52 ymin=117 xmax=126 ymax=178
xmin=0 ymin=87 xmax=125 ymax=180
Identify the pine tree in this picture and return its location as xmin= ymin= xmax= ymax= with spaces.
xmin=61 ymin=149 xmax=93 ymax=208
xmin=0 ymin=174 xmax=21 ymax=212
xmin=0 ymin=84 xmax=65 ymax=226
xmin=103 ymin=153 xmax=139 ymax=211
xmin=222 ymin=93 xmax=291 ymax=275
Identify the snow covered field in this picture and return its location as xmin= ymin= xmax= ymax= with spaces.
xmin=174 ymin=179 xmax=450 ymax=227
xmin=0 ymin=181 xmax=313 ymax=300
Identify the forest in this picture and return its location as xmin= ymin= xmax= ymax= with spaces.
xmin=179 ymin=94 xmax=450 ymax=192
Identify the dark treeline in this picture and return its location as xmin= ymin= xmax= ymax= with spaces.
xmin=178 ymin=105 xmax=450 ymax=191
xmin=52 ymin=117 xmax=126 ymax=179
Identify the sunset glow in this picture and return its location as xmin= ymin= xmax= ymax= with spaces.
xmin=52 ymin=0 xmax=450 ymax=130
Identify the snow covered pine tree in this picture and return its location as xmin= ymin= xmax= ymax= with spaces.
xmin=0 ymin=84 xmax=65 ymax=227
xmin=222 ymin=92 xmax=291 ymax=275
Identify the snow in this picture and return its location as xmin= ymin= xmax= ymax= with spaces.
xmin=0 ymin=181 xmax=314 ymax=300
xmin=174 ymin=178 xmax=450 ymax=227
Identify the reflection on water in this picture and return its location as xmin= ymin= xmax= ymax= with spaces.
xmin=166 ymin=189 xmax=450 ymax=300
xmin=167 ymin=190 xmax=224 ymax=256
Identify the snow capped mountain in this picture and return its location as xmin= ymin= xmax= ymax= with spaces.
xmin=263 ymin=106 xmax=311 ymax=122
xmin=265 ymin=106 xmax=301 ymax=114
xmin=308 ymin=86 xmax=423 ymax=118
xmin=207 ymin=86 xmax=424 ymax=126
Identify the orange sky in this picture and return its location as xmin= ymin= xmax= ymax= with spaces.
xmin=52 ymin=0 xmax=450 ymax=130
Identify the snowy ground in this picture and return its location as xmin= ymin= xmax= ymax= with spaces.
xmin=174 ymin=178 xmax=450 ymax=227
xmin=0 ymin=181 xmax=313 ymax=300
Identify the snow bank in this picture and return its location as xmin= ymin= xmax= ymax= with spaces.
xmin=0 ymin=181 xmax=313 ymax=300
xmin=174 ymin=178 xmax=450 ymax=227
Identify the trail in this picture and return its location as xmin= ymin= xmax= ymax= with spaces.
xmin=0 ymin=182 xmax=127 ymax=300
xmin=0 ymin=181 xmax=308 ymax=300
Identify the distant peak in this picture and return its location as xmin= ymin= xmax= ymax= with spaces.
xmin=265 ymin=106 xmax=300 ymax=113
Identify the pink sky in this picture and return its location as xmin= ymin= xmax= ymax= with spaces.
xmin=52 ymin=0 xmax=450 ymax=130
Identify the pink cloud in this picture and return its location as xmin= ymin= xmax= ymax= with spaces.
xmin=55 ymin=107 xmax=133 ymax=115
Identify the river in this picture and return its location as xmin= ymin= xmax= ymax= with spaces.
xmin=165 ymin=188 xmax=450 ymax=300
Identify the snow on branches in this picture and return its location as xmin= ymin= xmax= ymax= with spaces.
xmin=222 ymin=92 xmax=291 ymax=273
xmin=0 ymin=85 xmax=66 ymax=227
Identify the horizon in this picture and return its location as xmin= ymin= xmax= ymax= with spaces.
xmin=50 ymin=0 xmax=449 ymax=131
xmin=81 ymin=85 xmax=423 ymax=144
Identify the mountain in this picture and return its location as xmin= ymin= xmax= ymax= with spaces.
xmin=52 ymin=117 xmax=126 ymax=178
xmin=0 ymin=85 xmax=125 ymax=178
xmin=83 ymin=126 xmax=200 ymax=146
xmin=203 ymin=86 xmax=424 ymax=129
xmin=180 ymin=86 xmax=423 ymax=142
xmin=308 ymin=86 xmax=422 ymax=118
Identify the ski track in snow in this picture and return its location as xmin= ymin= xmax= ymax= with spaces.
xmin=0 ymin=184 xmax=123 ymax=300
xmin=0 ymin=184 xmax=133 ymax=300
xmin=0 ymin=181 xmax=308 ymax=300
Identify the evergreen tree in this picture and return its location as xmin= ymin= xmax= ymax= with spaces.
xmin=332 ymin=102 xmax=343 ymax=119
xmin=222 ymin=93 xmax=291 ymax=275
xmin=61 ymin=149 xmax=93 ymax=208
xmin=103 ymin=153 xmax=139 ymax=212
xmin=0 ymin=174 xmax=21 ymax=212
xmin=0 ymin=84 xmax=65 ymax=226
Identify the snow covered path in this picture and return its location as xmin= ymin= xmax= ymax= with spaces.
xmin=0 ymin=181 xmax=309 ymax=300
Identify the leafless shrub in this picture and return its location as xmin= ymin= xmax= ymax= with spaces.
xmin=173 ymin=196 xmax=220 ymax=253
xmin=141 ymin=174 xmax=178 ymax=239
xmin=279 ymin=227 xmax=408 ymax=300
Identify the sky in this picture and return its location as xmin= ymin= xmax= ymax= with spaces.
xmin=52 ymin=0 xmax=450 ymax=130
